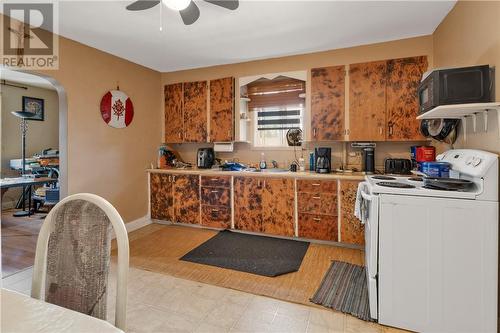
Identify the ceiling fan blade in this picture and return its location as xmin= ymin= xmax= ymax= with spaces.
xmin=126 ymin=0 xmax=161 ymax=11
xmin=204 ymin=0 xmax=239 ymax=10
xmin=179 ymin=1 xmax=200 ymax=25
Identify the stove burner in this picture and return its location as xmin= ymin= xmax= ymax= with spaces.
xmin=372 ymin=176 xmax=397 ymax=180
xmin=376 ymin=182 xmax=416 ymax=189
xmin=407 ymin=177 xmax=423 ymax=182
xmin=422 ymin=185 xmax=459 ymax=191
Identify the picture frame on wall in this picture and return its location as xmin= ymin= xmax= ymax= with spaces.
xmin=22 ymin=96 xmax=45 ymax=121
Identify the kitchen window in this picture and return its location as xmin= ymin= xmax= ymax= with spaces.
xmin=246 ymin=75 xmax=305 ymax=148
xmin=253 ymin=105 xmax=304 ymax=147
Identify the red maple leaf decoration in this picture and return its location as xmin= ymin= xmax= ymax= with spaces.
xmin=112 ymin=100 xmax=125 ymax=120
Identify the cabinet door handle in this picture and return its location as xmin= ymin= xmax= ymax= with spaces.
xmin=389 ymin=125 xmax=393 ymax=136
xmin=168 ymin=175 xmax=171 ymax=182
xmin=211 ymin=190 xmax=219 ymax=193
xmin=263 ymin=180 xmax=266 ymax=187
xmin=313 ymin=218 xmax=321 ymax=221
xmin=172 ymin=175 xmax=176 ymax=182
xmin=312 ymin=183 xmax=321 ymax=186
xmin=178 ymin=133 xmax=181 ymax=139
xmin=313 ymin=128 xmax=317 ymax=138
xmin=211 ymin=178 xmax=219 ymax=181
xmin=211 ymin=209 xmax=219 ymax=213
xmin=313 ymin=196 xmax=321 ymax=199
xmin=379 ymin=127 xmax=383 ymax=135
xmin=258 ymin=180 xmax=261 ymax=187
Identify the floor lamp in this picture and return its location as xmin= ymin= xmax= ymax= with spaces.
xmin=11 ymin=110 xmax=35 ymax=217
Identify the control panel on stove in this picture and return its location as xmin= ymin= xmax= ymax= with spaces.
xmin=437 ymin=149 xmax=497 ymax=178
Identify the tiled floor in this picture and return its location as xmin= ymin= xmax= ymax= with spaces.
xmin=2 ymin=265 xmax=402 ymax=333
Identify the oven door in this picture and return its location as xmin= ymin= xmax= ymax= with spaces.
xmin=360 ymin=188 xmax=379 ymax=319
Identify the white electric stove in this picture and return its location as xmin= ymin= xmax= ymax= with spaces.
xmin=358 ymin=149 xmax=498 ymax=333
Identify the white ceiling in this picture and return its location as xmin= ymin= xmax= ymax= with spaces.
xmin=0 ymin=69 xmax=56 ymax=90
xmin=9 ymin=1 xmax=457 ymax=72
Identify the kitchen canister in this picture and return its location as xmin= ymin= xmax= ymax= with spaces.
xmin=421 ymin=161 xmax=451 ymax=178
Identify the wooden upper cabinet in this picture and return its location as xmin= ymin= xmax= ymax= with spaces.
xmin=349 ymin=61 xmax=387 ymax=141
xmin=164 ymin=83 xmax=184 ymax=143
xmin=261 ymin=178 xmax=295 ymax=237
xmin=311 ymin=66 xmax=345 ymax=141
xmin=210 ymin=77 xmax=234 ymax=142
xmin=183 ymin=81 xmax=208 ymax=142
xmin=386 ymin=56 xmax=428 ymax=141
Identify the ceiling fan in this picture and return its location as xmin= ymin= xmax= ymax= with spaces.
xmin=126 ymin=0 xmax=239 ymax=25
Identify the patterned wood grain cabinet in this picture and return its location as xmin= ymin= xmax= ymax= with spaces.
xmin=210 ymin=77 xmax=234 ymax=142
xmin=386 ymin=56 xmax=428 ymax=141
xmin=173 ymin=175 xmax=200 ymax=224
xmin=349 ymin=61 xmax=387 ymax=141
xmin=201 ymin=206 xmax=231 ymax=229
xmin=261 ymin=178 xmax=295 ymax=237
xmin=183 ymin=81 xmax=208 ymax=142
xmin=339 ymin=180 xmax=364 ymax=245
xmin=201 ymin=187 xmax=231 ymax=207
xmin=233 ymin=177 xmax=263 ymax=233
xmin=298 ymin=214 xmax=338 ymax=241
xmin=150 ymin=173 xmax=174 ymax=221
xmin=164 ymin=83 xmax=184 ymax=143
xmin=311 ymin=66 xmax=345 ymax=141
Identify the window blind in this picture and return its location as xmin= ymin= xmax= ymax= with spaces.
xmin=247 ymin=76 xmax=305 ymax=131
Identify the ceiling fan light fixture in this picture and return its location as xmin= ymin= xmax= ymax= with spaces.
xmin=162 ymin=0 xmax=191 ymax=11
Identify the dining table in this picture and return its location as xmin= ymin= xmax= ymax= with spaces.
xmin=1 ymin=289 xmax=123 ymax=333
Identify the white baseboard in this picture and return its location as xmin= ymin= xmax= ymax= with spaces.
xmin=112 ymin=215 xmax=152 ymax=239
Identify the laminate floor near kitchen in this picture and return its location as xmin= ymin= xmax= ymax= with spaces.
xmin=1 ymin=210 xmax=44 ymax=277
xmin=121 ymin=224 xmax=365 ymax=307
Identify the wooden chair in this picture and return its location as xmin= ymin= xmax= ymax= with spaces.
xmin=31 ymin=193 xmax=129 ymax=331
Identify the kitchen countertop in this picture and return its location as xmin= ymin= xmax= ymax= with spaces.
xmin=146 ymin=168 xmax=366 ymax=181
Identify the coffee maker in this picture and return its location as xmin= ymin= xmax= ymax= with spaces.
xmin=197 ymin=148 xmax=215 ymax=169
xmin=314 ymin=147 xmax=331 ymax=174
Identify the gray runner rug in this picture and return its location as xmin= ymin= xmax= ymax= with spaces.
xmin=310 ymin=261 xmax=374 ymax=322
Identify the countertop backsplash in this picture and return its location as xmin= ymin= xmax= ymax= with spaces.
xmin=169 ymin=140 xmax=429 ymax=173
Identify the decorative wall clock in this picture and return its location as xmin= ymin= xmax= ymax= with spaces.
xmin=100 ymin=90 xmax=134 ymax=128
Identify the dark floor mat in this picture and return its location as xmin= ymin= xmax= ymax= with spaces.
xmin=180 ymin=230 xmax=310 ymax=277
xmin=311 ymin=261 xmax=375 ymax=322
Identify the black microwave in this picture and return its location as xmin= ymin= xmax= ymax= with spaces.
xmin=418 ymin=65 xmax=493 ymax=114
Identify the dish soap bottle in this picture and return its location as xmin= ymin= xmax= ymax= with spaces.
xmin=259 ymin=152 xmax=267 ymax=170
xmin=309 ymin=152 xmax=315 ymax=172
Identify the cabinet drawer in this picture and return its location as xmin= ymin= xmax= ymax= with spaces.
xmin=297 ymin=179 xmax=337 ymax=193
xmin=298 ymin=192 xmax=337 ymax=216
xmin=201 ymin=175 xmax=231 ymax=188
xmin=201 ymin=187 xmax=231 ymax=206
xmin=298 ymin=213 xmax=338 ymax=241
xmin=201 ymin=205 xmax=231 ymax=229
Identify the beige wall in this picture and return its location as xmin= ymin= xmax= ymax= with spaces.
xmin=34 ymin=36 xmax=162 ymax=222
xmin=163 ymin=36 xmax=434 ymax=170
xmin=1 ymin=84 xmax=59 ymax=207
xmin=0 ymin=20 xmax=165 ymax=222
xmin=433 ymin=0 xmax=500 ymax=154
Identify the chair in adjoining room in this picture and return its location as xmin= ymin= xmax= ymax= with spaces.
xmin=30 ymin=193 xmax=129 ymax=331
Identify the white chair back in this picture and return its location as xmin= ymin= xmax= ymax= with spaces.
xmin=31 ymin=193 xmax=129 ymax=331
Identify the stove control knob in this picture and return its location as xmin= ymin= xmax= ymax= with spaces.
xmin=472 ymin=157 xmax=482 ymax=167
xmin=465 ymin=156 xmax=474 ymax=165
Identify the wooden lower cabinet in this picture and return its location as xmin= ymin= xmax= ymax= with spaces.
xmin=201 ymin=205 xmax=231 ymax=228
xmin=339 ymin=180 xmax=364 ymax=245
xmin=234 ymin=177 xmax=294 ymax=236
xmin=298 ymin=214 xmax=338 ymax=241
xmin=234 ymin=177 xmax=263 ymax=232
xmin=261 ymin=178 xmax=294 ymax=237
xmin=172 ymin=174 xmax=200 ymax=224
xmin=201 ymin=176 xmax=232 ymax=229
xmin=150 ymin=173 xmax=174 ymax=221
xmin=297 ymin=179 xmax=338 ymax=241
